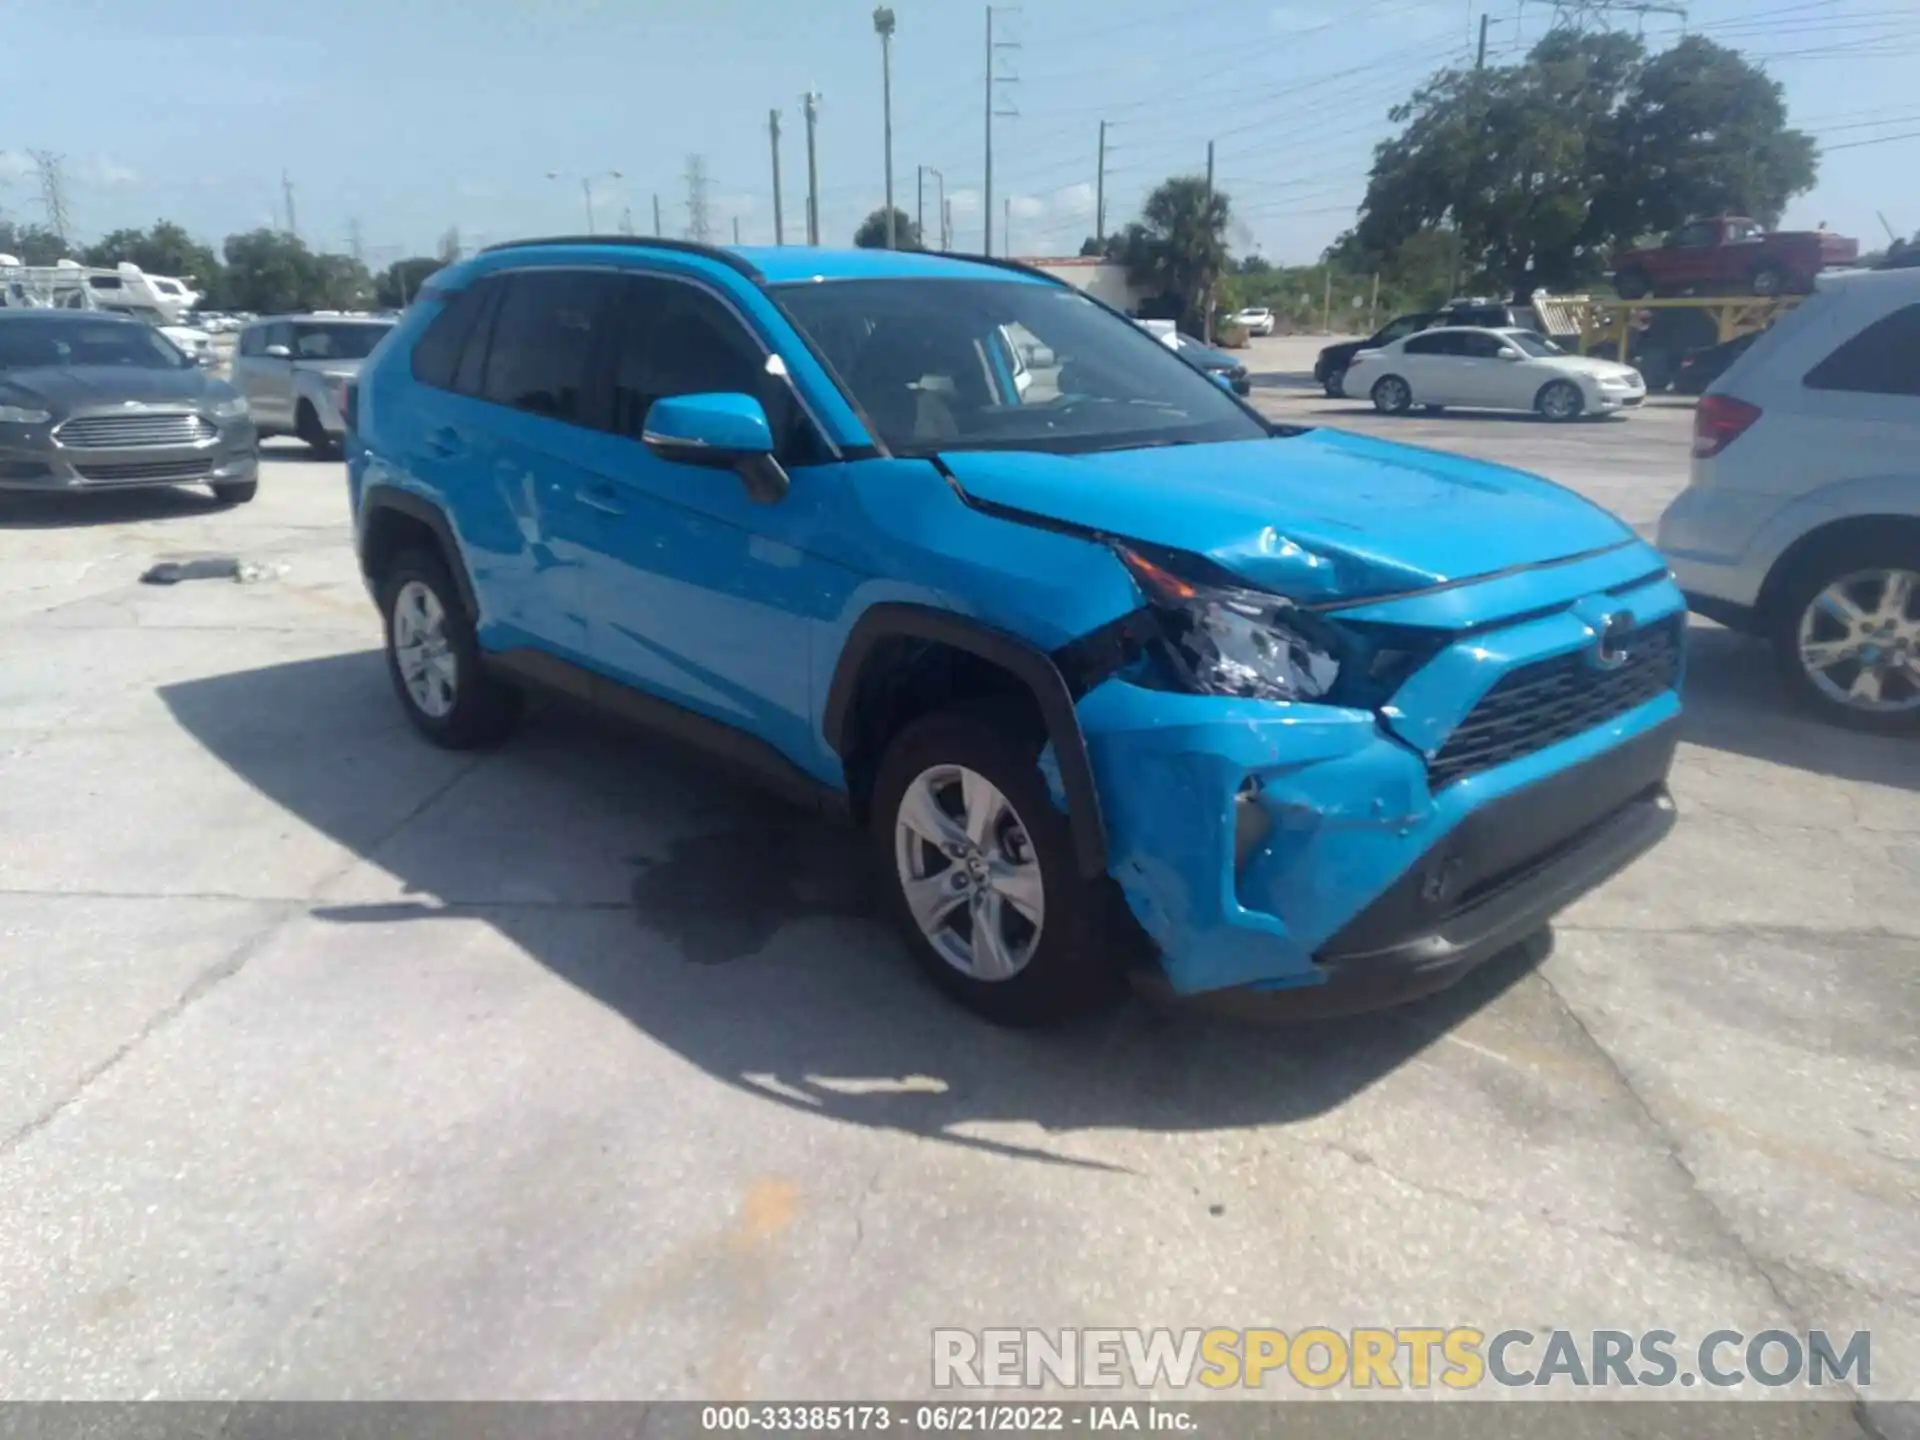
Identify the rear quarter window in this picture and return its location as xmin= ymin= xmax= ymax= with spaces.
xmin=409 ymin=283 xmax=493 ymax=392
xmin=1803 ymin=302 xmax=1920 ymax=397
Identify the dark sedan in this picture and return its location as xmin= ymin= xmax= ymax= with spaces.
xmin=0 ymin=311 xmax=259 ymax=503
xmin=1170 ymin=333 xmax=1251 ymax=395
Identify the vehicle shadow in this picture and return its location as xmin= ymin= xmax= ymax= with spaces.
xmin=0 ymin=486 xmax=228 ymax=529
xmin=1680 ymin=619 xmax=1920 ymax=792
xmin=157 ymin=649 xmax=1549 ymax=1166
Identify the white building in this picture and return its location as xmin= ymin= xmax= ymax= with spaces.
xmin=1018 ymin=257 xmax=1147 ymax=314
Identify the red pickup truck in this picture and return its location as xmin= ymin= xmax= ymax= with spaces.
xmin=1612 ymin=217 xmax=1859 ymax=299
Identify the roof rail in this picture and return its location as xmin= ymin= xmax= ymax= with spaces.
xmin=924 ymin=250 xmax=1072 ymax=287
xmin=478 ymin=235 xmax=763 ymax=281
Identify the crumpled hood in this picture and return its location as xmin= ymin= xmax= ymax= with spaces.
xmin=0 ymin=364 xmax=218 ymax=415
xmin=939 ymin=429 xmax=1633 ymax=602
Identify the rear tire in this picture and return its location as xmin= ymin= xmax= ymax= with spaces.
xmin=1766 ymin=537 xmax=1920 ymax=735
xmin=1370 ymin=375 xmax=1413 ymax=415
xmin=1535 ymin=380 xmax=1585 ymax=423
xmin=378 ymin=548 xmax=522 ymax=749
xmin=210 ymin=479 xmax=257 ymax=505
xmin=1751 ymin=263 xmax=1786 ymax=298
xmin=870 ymin=710 xmax=1130 ymax=1026
xmin=1422 ymin=404 xmax=1446 ymax=414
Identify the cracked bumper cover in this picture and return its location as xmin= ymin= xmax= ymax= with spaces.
xmin=1074 ymin=675 xmax=1681 ymax=1005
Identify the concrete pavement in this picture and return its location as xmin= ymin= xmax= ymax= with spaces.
xmin=0 ymin=415 xmax=1914 ymax=1415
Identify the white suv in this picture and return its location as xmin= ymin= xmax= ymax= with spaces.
xmin=1657 ymin=267 xmax=1920 ymax=732
xmin=1232 ymin=306 xmax=1275 ymax=337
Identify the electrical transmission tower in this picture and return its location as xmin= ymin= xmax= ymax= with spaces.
xmin=347 ymin=217 xmax=365 ymax=264
xmin=983 ymin=5 xmax=1021 ymax=257
xmin=1517 ymin=0 xmax=1686 ymax=34
xmin=29 ymin=151 xmax=72 ymax=241
xmin=683 ymin=154 xmax=715 ymax=243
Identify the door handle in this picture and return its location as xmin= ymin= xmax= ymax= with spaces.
xmin=576 ymin=484 xmax=625 ymax=516
xmin=425 ymin=426 xmax=462 ymax=457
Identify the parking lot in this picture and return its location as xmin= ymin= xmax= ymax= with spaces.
xmin=0 ymin=339 xmax=1915 ymax=1409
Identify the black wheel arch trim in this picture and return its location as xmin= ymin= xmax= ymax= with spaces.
xmin=358 ymin=486 xmax=479 ymax=623
xmin=823 ymin=602 xmax=1110 ymax=878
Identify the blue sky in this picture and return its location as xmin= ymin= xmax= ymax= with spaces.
xmin=4 ymin=0 xmax=1917 ymax=270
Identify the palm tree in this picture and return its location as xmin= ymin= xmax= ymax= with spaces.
xmin=1119 ymin=175 xmax=1231 ymax=333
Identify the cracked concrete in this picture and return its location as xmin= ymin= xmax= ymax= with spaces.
xmin=0 ymin=422 xmax=1915 ymax=1413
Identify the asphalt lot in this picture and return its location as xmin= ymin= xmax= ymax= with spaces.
xmin=1 ymin=343 xmax=1916 ymax=1414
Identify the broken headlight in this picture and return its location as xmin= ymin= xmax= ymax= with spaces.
xmin=1116 ymin=544 xmax=1342 ymax=702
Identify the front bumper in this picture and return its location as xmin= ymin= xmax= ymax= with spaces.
xmin=1074 ymin=571 xmax=1684 ymax=1007
xmin=0 ymin=418 xmax=258 ymax=492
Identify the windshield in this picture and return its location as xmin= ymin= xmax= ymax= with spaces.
xmin=0 ymin=318 xmax=190 ymax=371
xmin=772 ymin=278 xmax=1268 ymax=455
xmin=292 ymin=322 xmax=392 ymax=361
xmin=1505 ymin=330 xmax=1567 ymax=357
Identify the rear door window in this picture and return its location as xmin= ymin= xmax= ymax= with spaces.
xmin=410 ymin=281 xmax=494 ymax=392
xmin=1403 ymin=332 xmax=1464 ymax=357
xmin=479 ymin=270 xmax=615 ymax=425
xmin=1803 ymin=302 xmax=1920 ymax=398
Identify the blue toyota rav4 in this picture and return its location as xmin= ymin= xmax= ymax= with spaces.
xmin=347 ymin=239 xmax=1682 ymax=1025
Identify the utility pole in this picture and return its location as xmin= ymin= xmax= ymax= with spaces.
xmin=943 ymin=197 xmax=954 ymax=252
xmin=1477 ymin=11 xmax=1490 ymax=66
xmin=1094 ymin=120 xmax=1108 ymax=249
xmin=29 ymin=151 xmax=71 ymax=244
xmin=983 ymin=5 xmax=1020 ymax=256
xmin=1203 ymin=140 xmax=1216 ymax=342
xmin=653 ymin=194 xmax=663 ymax=236
xmin=875 ymin=7 xmax=897 ymax=248
xmin=804 ymin=91 xmax=823 ymax=246
xmin=620 ymin=207 xmax=636 ymax=236
xmin=281 ymin=170 xmax=298 ymax=239
xmin=917 ymin=166 xmax=925 ymax=248
xmin=1322 ymin=268 xmax=1333 ymax=336
xmin=769 ymin=109 xmax=786 ymax=246
xmin=733 ymin=216 xmax=742 ymax=245
xmin=684 ymin=154 xmax=714 ymax=242
xmin=1004 ymin=197 xmax=1012 ymax=258
xmin=927 ymin=169 xmax=946 ymax=249
xmin=1368 ymin=272 xmax=1380 ymax=334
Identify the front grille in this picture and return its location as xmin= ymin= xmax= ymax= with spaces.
xmin=72 ymin=456 xmax=216 ymax=484
xmin=56 ymin=412 xmax=215 ymax=448
xmin=1428 ymin=617 xmax=1682 ymax=789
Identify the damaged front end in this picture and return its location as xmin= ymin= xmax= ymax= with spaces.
xmin=1058 ymin=534 xmax=1685 ymax=1003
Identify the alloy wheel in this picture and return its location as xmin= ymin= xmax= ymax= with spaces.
xmin=1541 ymin=382 xmax=1582 ymax=421
xmin=392 ymin=580 xmax=458 ymax=719
xmin=893 ymin=763 xmax=1046 ymax=982
xmin=1795 ymin=567 xmax=1920 ymax=715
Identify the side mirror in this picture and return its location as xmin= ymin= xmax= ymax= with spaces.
xmin=1209 ymin=370 xmax=1236 ymax=392
xmin=1498 ymin=349 xmax=1524 ymax=361
xmin=263 ymin=343 xmax=292 ymax=359
xmin=642 ymin=391 xmax=789 ymax=504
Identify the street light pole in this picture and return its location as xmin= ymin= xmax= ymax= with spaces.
xmin=927 ymin=168 xmax=945 ymax=249
xmin=874 ymin=8 xmax=897 ymax=248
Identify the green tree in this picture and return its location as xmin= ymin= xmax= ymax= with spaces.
xmin=221 ymin=229 xmax=326 ymax=312
xmin=78 ymin=221 xmax=221 ymax=290
xmin=1352 ymin=31 xmax=1816 ymax=296
xmin=1117 ymin=175 xmax=1231 ymax=333
xmin=374 ymin=257 xmax=444 ymax=309
xmin=314 ymin=253 xmax=375 ymax=310
xmin=0 ymin=220 xmax=72 ymax=265
xmin=852 ymin=206 xmax=922 ymax=249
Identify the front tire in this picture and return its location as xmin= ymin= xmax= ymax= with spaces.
xmin=1613 ymin=267 xmax=1651 ymax=300
xmin=1768 ymin=540 xmax=1920 ymax=735
xmin=1370 ymin=375 xmax=1413 ymax=415
xmin=1536 ymin=380 xmax=1585 ymax=423
xmin=1323 ymin=367 xmax=1347 ymax=398
xmin=296 ymin=401 xmax=339 ymax=458
xmin=871 ymin=710 xmax=1129 ymax=1026
xmin=379 ymin=548 xmax=522 ymax=749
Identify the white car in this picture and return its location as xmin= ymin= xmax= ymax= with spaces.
xmin=1344 ymin=326 xmax=1646 ymax=421
xmin=1232 ymin=306 xmax=1275 ymax=337
xmin=1657 ymin=266 xmax=1920 ymax=733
